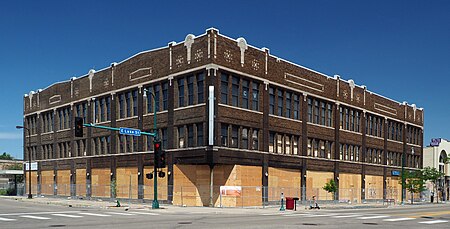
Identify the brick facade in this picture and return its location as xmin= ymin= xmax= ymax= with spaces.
xmin=22 ymin=28 xmax=424 ymax=205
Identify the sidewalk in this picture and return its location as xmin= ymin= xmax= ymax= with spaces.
xmin=0 ymin=195 xmax=447 ymax=215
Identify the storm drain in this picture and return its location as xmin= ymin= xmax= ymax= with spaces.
xmin=178 ymin=222 xmax=192 ymax=225
xmin=49 ymin=225 xmax=66 ymax=228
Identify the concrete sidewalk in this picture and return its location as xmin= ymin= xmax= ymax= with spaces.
xmin=0 ymin=195 xmax=446 ymax=215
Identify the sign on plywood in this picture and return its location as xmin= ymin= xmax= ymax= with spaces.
xmin=24 ymin=162 xmax=37 ymax=171
xmin=220 ymin=186 xmax=242 ymax=196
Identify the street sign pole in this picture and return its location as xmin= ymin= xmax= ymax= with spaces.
xmin=151 ymin=93 xmax=159 ymax=209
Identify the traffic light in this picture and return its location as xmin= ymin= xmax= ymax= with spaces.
xmin=75 ymin=117 xmax=83 ymax=137
xmin=146 ymin=173 xmax=153 ymax=179
xmin=154 ymin=141 xmax=166 ymax=168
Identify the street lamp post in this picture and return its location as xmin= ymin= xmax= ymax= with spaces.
xmin=143 ymin=89 xmax=159 ymax=209
xmin=16 ymin=125 xmax=32 ymax=199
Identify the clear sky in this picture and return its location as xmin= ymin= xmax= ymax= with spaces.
xmin=1 ymin=1 xmax=449 ymax=159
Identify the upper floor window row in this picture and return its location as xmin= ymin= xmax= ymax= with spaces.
xmin=308 ymin=138 xmax=333 ymax=159
xmin=221 ymin=123 xmax=260 ymax=150
xmin=75 ymin=103 xmax=88 ymax=124
xmin=387 ymin=120 xmax=403 ymax=142
xmin=269 ymin=87 xmax=301 ymax=120
xmin=220 ymin=73 xmax=260 ymax=112
xmin=339 ymin=143 xmax=360 ymax=162
xmin=118 ymin=89 xmax=138 ymax=119
xmin=94 ymin=96 xmax=111 ymax=123
xmin=270 ymin=132 xmax=300 ymax=155
xmin=176 ymin=72 xmax=205 ymax=108
xmin=340 ymin=106 xmax=361 ymax=133
xmin=144 ymin=81 xmax=169 ymax=114
xmin=366 ymin=148 xmax=383 ymax=165
xmin=177 ymin=123 xmax=204 ymax=148
xmin=25 ymin=115 xmax=38 ymax=135
xmin=308 ymin=97 xmax=333 ymax=127
xmin=407 ymin=126 xmax=421 ymax=145
xmin=145 ymin=128 xmax=168 ymax=151
xmin=41 ymin=112 xmax=54 ymax=133
xmin=58 ymin=107 xmax=71 ymax=130
xmin=366 ymin=114 xmax=384 ymax=138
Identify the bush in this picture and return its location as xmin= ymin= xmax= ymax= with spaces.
xmin=0 ymin=189 xmax=7 ymax=195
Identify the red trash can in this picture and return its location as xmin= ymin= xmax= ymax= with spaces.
xmin=285 ymin=197 xmax=294 ymax=210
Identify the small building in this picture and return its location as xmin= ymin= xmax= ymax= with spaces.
xmin=423 ymin=138 xmax=450 ymax=201
xmin=0 ymin=160 xmax=23 ymax=191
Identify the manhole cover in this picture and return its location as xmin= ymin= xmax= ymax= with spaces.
xmin=49 ymin=225 xmax=66 ymax=228
xmin=178 ymin=222 xmax=192 ymax=225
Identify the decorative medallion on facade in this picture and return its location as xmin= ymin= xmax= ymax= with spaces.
xmin=184 ymin=34 xmax=195 ymax=64
xmin=74 ymin=88 xmax=79 ymax=97
xmin=129 ymin=67 xmax=153 ymax=81
xmin=251 ymin=59 xmax=260 ymax=71
xmin=103 ymin=78 xmax=109 ymax=88
xmin=175 ymin=55 xmax=184 ymax=68
xmin=355 ymin=95 xmax=361 ymax=103
xmin=194 ymin=49 xmax=203 ymax=62
xmin=236 ymin=37 xmax=248 ymax=67
xmin=224 ymin=50 xmax=233 ymax=63
xmin=342 ymin=90 xmax=348 ymax=100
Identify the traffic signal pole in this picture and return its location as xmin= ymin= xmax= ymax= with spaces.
xmin=151 ymin=92 xmax=159 ymax=209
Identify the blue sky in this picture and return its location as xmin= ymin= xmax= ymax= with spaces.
xmin=1 ymin=1 xmax=449 ymax=159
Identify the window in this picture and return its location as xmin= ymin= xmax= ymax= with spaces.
xmin=269 ymin=132 xmax=275 ymax=153
xmin=277 ymin=134 xmax=283 ymax=154
xmin=100 ymin=99 xmax=105 ymax=122
xmin=277 ymin=90 xmax=283 ymax=116
xmin=293 ymin=136 xmax=298 ymax=155
xmin=197 ymin=123 xmax=204 ymax=146
xmin=285 ymin=136 xmax=291 ymax=155
xmin=242 ymin=128 xmax=248 ymax=149
xmin=321 ymin=102 xmax=326 ymax=125
xmin=161 ymin=128 xmax=168 ymax=149
xmin=252 ymin=129 xmax=258 ymax=150
xmin=119 ymin=135 xmax=125 ymax=153
xmin=154 ymin=84 xmax=160 ymax=112
xmin=252 ymin=82 xmax=259 ymax=111
xmin=293 ymin=94 xmax=299 ymax=120
xmin=146 ymin=87 xmax=153 ymax=113
xmin=197 ymin=73 xmax=205 ymax=103
xmin=350 ymin=110 xmax=354 ymax=131
xmin=188 ymin=75 xmax=194 ymax=106
xmin=327 ymin=104 xmax=333 ymax=127
xmin=187 ymin=125 xmax=194 ymax=147
xmin=178 ymin=78 xmax=185 ymax=107
xmin=106 ymin=97 xmax=111 ymax=121
xmin=345 ymin=108 xmax=349 ymax=130
xmin=286 ymin=92 xmax=291 ymax=118
xmin=355 ymin=111 xmax=360 ymax=132
xmin=232 ymin=76 xmax=239 ymax=107
xmin=231 ymin=125 xmax=238 ymax=148
xmin=242 ymin=79 xmax=249 ymax=109
xmin=221 ymin=124 xmax=228 ymax=146
xmin=314 ymin=100 xmax=319 ymax=124
xmin=126 ymin=92 xmax=131 ymax=117
xmin=308 ymin=98 xmax=313 ymax=123
xmin=269 ymin=87 xmax=275 ymax=115
xmin=132 ymin=90 xmax=138 ymax=116
xmin=221 ymin=74 xmax=228 ymax=104
xmin=83 ymin=103 xmax=87 ymax=124
xmin=178 ymin=126 xmax=185 ymax=148
xmin=162 ymin=82 xmax=168 ymax=110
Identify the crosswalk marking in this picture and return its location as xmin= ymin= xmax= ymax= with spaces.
xmin=78 ymin=213 xmax=111 ymax=217
xmin=418 ymin=220 xmax=449 ymax=224
xmin=20 ymin=215 xmax=51 ymax=220
xmin=383 ymin=218 xmax=414 ymax=222
xmin=128 ymin=212 xmax=159 ymax=216
xmin=0 ymin=217 xmax=16 ymax=221
xmin=107 ymin=212 xmax=136 ymax=216
xmin=52 ymin=214 xmax=84 ymax=218
xmin=333 ymin=214 xmax=363 ymax=218
xmin=358 ymin=215 xmax=389 ymax=220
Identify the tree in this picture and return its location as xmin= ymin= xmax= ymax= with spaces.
xmin=403 ymin=170 xmax=426 ymax=204
xmin=422 ymin=166 xmax=444 ymax=203
xmin=323 ymin=179 xmax=338 ymax=200
xmin=0 ymin=152 xmax=14 ymax=160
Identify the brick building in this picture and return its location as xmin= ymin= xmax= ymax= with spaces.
xmin=22 ymin=28 xmax=424 ymax=206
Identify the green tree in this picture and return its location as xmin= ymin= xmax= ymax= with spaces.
xmin=403 ymin=170 xmax=426 ymax=204
xmin=0 ymin=152 xmax=14 ymax=160
xmin=323 ymin=179 xmax=338 ymax=200
xmin=422 ymin=166 xmax=444 ymax=203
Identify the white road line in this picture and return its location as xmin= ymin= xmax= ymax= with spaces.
xmin=78 ymin=213 xmax=111 ymax=217
xmin=107 ymin=212 xmax=136 ymax=216
xmin=0 ymin=217 xmax=16 ymax=221
xmin=0 ymin=211 xmax=81 ymax=216
xmin=418 ymin=220 xmax=449 ymax=224
xmin=383 ymin=218 xmax=414 ymax=222
xmin=20 ymin=215 xmax=51 ymax=220
xmin=128 ymin=212 xmax=159 ymax=216
xmin=283 ymin=214 xmax=312 ymax=217
xmin=303 ymin=214 xmax=336 ymax=218
xmin=333 ymin=214 xmax=363 ymax=218
xmin=260 ymin=213 xmax=285 ymax=216
xmin=358 ymin=215 xmax=390 ymax=220
xmin=52 ymin=214 xmax=84 ymax=218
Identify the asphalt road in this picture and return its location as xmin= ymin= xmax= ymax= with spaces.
xmin=1 ymin=198 xmax=450 ymax=228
